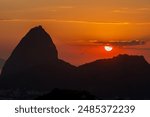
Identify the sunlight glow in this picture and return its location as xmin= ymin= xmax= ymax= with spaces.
xmin=104 ymin=46 xmax=113 ymax=52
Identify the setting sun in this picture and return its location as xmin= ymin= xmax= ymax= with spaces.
xmin=104 ymin=46 xmax=113 ymax=52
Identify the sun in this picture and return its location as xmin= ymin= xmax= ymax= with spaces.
xmin=104 ymin=45 xmax=113 ymax=52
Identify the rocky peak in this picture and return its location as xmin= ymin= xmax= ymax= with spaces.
xmin=1 ymin=26 xmax=58 ymax=76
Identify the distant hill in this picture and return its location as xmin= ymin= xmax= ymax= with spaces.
xmin=78 ymin=54 xmax=150 ymax=99
xmin=0 ymin=26 xmax=150 ymax=99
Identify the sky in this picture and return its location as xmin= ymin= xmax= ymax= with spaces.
xmin=0 ymin=0 xmax=150 ymax=65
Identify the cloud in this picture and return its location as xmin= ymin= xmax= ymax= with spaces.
xmin=125 ymin=47 xmax=150 ymax=50
xmin=112 ymin=8 xmax=129 ymax=13
xmin=1 ymin=18 xmax=150 ymax=26
xmin=0 ymin=18 xmax=130 ymax=25
xmin=57 ymin=6 xmax=74 ymax=9
xmin=112 ymin=7 xmax=150 ymax=14
xmin=93 ymin=40 xmax=146 ymax=47
xmin=0 ymin=19 xmax=23 ymax=22
xmin=136 ymin=8 xmax=150 ymax=11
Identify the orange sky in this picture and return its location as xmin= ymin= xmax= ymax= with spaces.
xmin=0 ymin=0 xmax=150 ymax=65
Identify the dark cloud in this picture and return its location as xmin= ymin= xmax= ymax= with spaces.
xmin=124 ymin=47 xmax=150 ymax=50
xmin=94 ymin=40 xmax=146 ymax=46
xmin=0 ymin=18 xmax=15 ymax=21
xmin=0 ymin=18 xmax=5 ymax=21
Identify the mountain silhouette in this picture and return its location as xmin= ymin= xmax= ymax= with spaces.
xmin=0 ymin=26 xmax=150 ymax=99
xmin=0 ymin=58 xmax=5 ymax=68
xmin=1 ymin=26 xmax=58 ymax=76
xmin=0 ymin=58 xmax=5 ymax=73
xmin=78 ymin=54 xmax=150 ymax=99
xmin=0 ymin=26 xmax=76 ymax=91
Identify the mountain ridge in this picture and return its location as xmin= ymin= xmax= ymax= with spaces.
xmin=0 ymin=58 xmax=5 ymax=69
xmin=79 ymin=54 xmax=149 ymax=68
xmin=0 ymin=26 xmax=150 ymax=99
xmin=1 ymin=26 xmax=60 ymax=77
